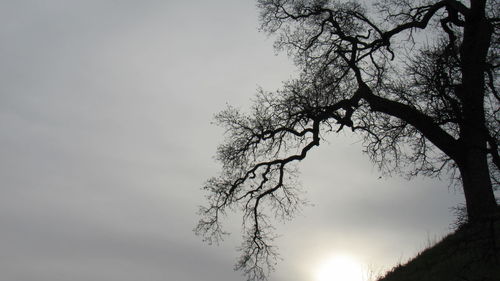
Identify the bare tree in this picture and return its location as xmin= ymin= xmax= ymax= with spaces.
xmin=196 ymin=0 xmax=499 ymax=280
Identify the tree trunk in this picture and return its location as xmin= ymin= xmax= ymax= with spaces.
xmin=457 ymin=0 xmax=498 ymax=222
xmin=458 ymin=154 xmax=497 ymax=222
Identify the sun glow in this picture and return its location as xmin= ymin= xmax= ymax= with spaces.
xmin=315 ymin=255 xmax=364 ymax=281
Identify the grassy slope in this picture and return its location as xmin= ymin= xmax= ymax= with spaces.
xmin=377 ymin=215 xmax=500 ymax=281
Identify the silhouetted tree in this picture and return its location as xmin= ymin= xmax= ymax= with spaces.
xmin=196 ymin=0 xmax=499 ymax=280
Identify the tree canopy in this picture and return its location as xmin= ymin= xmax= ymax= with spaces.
xmin=196 ymin=0 xmax=499 ymax=280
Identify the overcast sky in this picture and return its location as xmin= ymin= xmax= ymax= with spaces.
xmin=0 ymin=1 xmax=469 ymax=281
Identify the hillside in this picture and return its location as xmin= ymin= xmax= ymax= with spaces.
xmin=377 ymin=213 xmax=500 ymax=281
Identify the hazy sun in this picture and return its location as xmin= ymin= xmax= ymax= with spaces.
xmin=315 ymin=255 xmax=363 ymax=281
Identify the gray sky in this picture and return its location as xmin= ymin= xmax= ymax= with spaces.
xmin=0 ymin=1 xmax=467 ymax=281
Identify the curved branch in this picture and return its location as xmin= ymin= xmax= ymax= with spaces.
xmin=358 ymin=85 xmax=462 ymax=161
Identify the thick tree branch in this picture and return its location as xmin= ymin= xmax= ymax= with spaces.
xmin=359 ymin=85 xmax=461 ymax=161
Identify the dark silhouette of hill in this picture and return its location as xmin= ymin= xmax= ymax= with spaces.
xmin=378 ymin=209 xmax=500 ymax=281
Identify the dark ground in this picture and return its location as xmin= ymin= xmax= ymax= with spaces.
xmin=378 ymin=210 xmax=500 ymax=281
